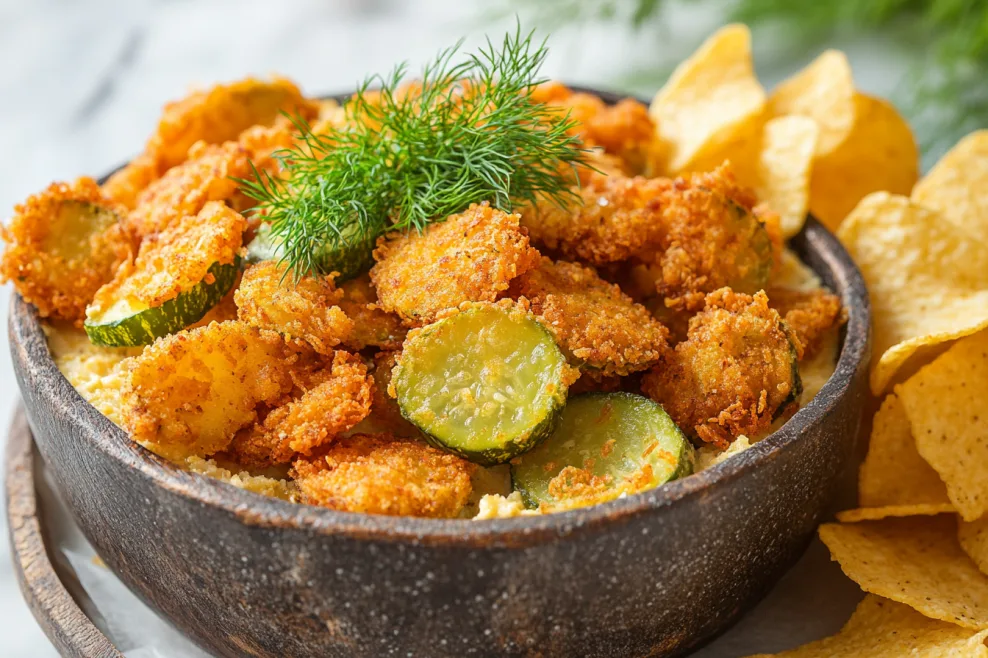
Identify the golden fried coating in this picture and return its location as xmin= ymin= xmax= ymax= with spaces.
xmin=567 ymin=370 xmax=626 ymax=395
xmin=88 ymin=202 xmax=245 ymax=315
xmin=521 ymin=172 xmax=671 ymax=265
xmin=370 ymin=202 xmax=540 ymax=326
xmin=512 ymin=258 xmax=669 ymax=376
xmin=102 ymin=77 xmax=316 ymax=208
xmin=362 ymin=350 xmax=421 ymax=436
xmin=336 ymin=274 xmax=407 ymax=350
xmin=292 ymin=433 xmax=475 ymax=518
xmin=0 ymin=178 xmax=135 ymax=325
xmin=640 ymin=164 xmax=781 ymax=312
xmin=642 ymin=289 xmax=800 ymax=448
xmin=122 ymin=321 xmax=308 ymax=461
xmin=767 ymin=287 xmax=845 ymax=360
xmin=226 ymin=351 xmax=373 ymax=467
xmin=532 ymin=81 xmax=664 ymax=175
xmin=126 ymin=141 xmax=251 ymax=237
xmin=235 ymin=261 xmax=353 ymax=355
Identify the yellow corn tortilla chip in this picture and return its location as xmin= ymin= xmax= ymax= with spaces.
xmin=848 ymin=393 xmax=952 ymax=514
xmin=898 ymin=331 xmax=988 ymax=522
xmin=684 ymin=116 xmax=818 ymax=238
xmin=810 ymin=94 xmax=918 ymax=231
xmin=819 ymin=515 xmax=988 ymax=629
xmin=959 ymin=518 xmax=988 ymax=578
xmin=650 ymin=24 xmax=766 ymax=173
xmin=767 ymin=50 xmax=855 ymax=158
xmin=745 ymin=594 xmax=988 ymax=657
xmin=837 ymin=193 xmax=988 ymax=395
xmin=837 ymin=505 xmax=956 ymax=523
xmin=912 ymin=130 xmax=988 ymax=242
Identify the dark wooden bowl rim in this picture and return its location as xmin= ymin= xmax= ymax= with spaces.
xmin=10 ymin=87 xmax=870 ymax=549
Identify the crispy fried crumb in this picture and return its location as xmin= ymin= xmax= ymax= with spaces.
xmin=226 ymin=351 xmax=373 ymax=467
xmin=0 ymin=178 xmax=135 ymax=325
xmin=88 ymin=202 xmax=245 ymax=315
xmin=532 ymin=81 xmax=665 ymax=175
xmin=641 ymin=289 xmax=799 ymax=448
xmin=512 ymin=258 xmax=669 ymax=376
xmin=102 ymin=77 xmax=316 ymax=208
xmin=370 ymin=202 xmax=540 ymax=326
xmin=336 ymin=274 xmax=407 ymax=350
xmin=236 ymin=261 xmax=353 ymax=355
xmin=767 ymin=287 xmax=846 ymax=360
xmin=640 ymin=164 xmax=781 ymax=312
xmin=122 ymin=321 xmax=307 ymax=462
xmin=521 ymin=172 xmax=671 ymax=265
xmin=292 ymin=433 xmax=475 ymax=518
xmin=126 ymin=141 xmax=251 ymax=237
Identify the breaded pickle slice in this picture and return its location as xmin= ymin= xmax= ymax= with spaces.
xmin=511 ymin=392 xmax=693 ymax=511
xmin=392 ymin=303 xmax=571 ymax=466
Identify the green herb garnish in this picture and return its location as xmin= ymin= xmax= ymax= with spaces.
xmin=239 ymin=26 xmax=588 ymax=282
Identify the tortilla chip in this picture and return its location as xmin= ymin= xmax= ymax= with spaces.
xmin=856 ymin=393 xmax=951 ymax=508
xmin=745 ymin=594 xmax=988 ymax=657
xmin=809 ymin=94 xmax=918 ymax=231
xmin=837 ymin=193 xmax=988 ymax=395
xmin=649 ymin=24 xmax=766 ymax=173
xmin=819 ymin=515 xmax=988 ymax=629
xmin=837 ymin=505 xmax=956 ymax=523
xmin=959 ymin=518 xmax=988 ymax=578
xmin=767 ymin=50 xmax=855 ymax=157
xmin=898 ymin=331 xmax=988 ymax=521
xmin=912 ymin=130 xmax=988 ymax=242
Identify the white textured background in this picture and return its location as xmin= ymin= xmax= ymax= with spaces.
xmin=0 ymin=1 xmax=911 ymax=654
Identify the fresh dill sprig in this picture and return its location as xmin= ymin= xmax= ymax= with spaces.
xmin=238 ymin=26 xmax=589 ymax=282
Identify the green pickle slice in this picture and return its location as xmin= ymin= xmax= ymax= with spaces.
xmin=511 ymin=392 xmax=694 ymax=511
xmin=393 ymin=304 xmax=570 ymax=466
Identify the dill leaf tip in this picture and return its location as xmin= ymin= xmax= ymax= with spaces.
xmin=238 ymin=26 xmax=591 ymax=281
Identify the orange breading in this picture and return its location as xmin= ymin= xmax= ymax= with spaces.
xmin=122 ymin=321 xmax=309 ymax=462
xmin=102 ymin=77 xmax=317 ymax=208
xmin=641 ymin=289 xmax=800 ymax=448
xmin=567 ymin=370 xmax=626 ymax=396
xmin=336 ymin=274 xmax=407 ymax=350
xmin=88 ymin=201 xmax=245 ymax=315
xmin=126 ymin=141 xmax=252 ymax=237
xmin=292 ymin=433 xmax=475 ymax=518
xmin=370 ymin=202 xmax=540 ymax=326
xmin=640 ymin=163 xmax=781 ymax=312
xmin=532 ymin=81 xmax=664 ymax=175
xmin=520 ymin=172 xmax=671 ymax=265
xmin=767 ymin=287 xmax=846 ymax=360
xmin=366 ymin=350 xmax=421 ymax=436
xmin=0 ymin=178 xmax=135 ymax=325
xmin=512 ymin=258 xmax=669 ymax=376
xmin=226 ymin=351 xmax=373 ymax=467
xmin=235 ymin=261 xmax=354 ymax=355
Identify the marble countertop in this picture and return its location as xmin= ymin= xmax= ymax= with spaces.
xmin=0 ymin=1 xmax=910 ymax=654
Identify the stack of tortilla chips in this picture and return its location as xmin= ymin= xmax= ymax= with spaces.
xmin=656 ymin=25 xmax=988 ymax=656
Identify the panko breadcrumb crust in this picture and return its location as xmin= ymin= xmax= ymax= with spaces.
xmin=292 ymin=433 xmax=476 ymax=518
xmin=236 ymin=260 xmax=354 ymax=355
xmin=0 ymin=178 xmax=135 ymax=325
xmin=512 ymin=258 xmax=669 ymax=376
xmin=642 ymin=289 xmax=799 ymax=448
xmin=370 ymin=202 xmax=540 ymax=326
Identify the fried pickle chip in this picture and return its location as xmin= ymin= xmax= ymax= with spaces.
xmin=837 ymin=193 xmax=988 ymax=395
xmin=911 ymin=130 xmax=988 ymax=243
xmin=767 ymin=50 xmax=856 ymax=157
xmin=746 ymin=594 xmax=988 ymax=658
xmin=819 ymin=515 xmax=988 ymax=629
xmin=649 ymin=24 xmax=766 ymax=173
xmin=959 ymin=518 xmax=988 ymax=578
xmin=809 ymin=94 xmax=918 ymax=231
xmin=836 ymin=394 xmax=953 ymax=523
xmin=898 ymin=331 xmax=988 ymax=522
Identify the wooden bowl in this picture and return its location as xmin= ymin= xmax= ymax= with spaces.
xmin=7 ymin=91 xmax=871 ymax=658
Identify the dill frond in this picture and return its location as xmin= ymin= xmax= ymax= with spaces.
xmin=238 ymin=26 xmax=588 ymax=282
